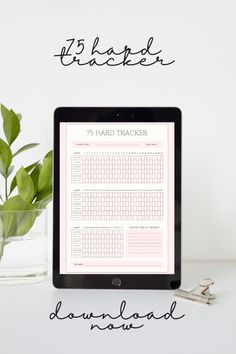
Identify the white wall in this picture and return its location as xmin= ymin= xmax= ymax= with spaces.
xmin=0 ymin=0 xmax=235 ymax=260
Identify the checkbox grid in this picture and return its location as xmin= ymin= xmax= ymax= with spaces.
xmin=71 ymin=190 xmax=164 ymax=221
xmin=71 ymin=153 xmax=164 ymax=184
xmin=71 ymin=228 xmax=123 ymax=258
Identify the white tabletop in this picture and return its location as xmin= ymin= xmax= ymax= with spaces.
xmin=0 ymin=261 xmax=235 ymax=354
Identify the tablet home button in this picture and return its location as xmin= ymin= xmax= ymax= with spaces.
xmin=112 ymin=278 xmax=121 ymax=287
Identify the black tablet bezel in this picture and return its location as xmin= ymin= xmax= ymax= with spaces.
xmin=53 ymin=107 xmax=181 ymax=289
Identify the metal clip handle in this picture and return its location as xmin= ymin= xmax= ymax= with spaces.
xmin=175 ymin=278 xmax=215 ymax=304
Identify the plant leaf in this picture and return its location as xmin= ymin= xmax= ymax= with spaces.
xmin=1 ymin=104 xmax=9 ymax=120
xmin=2 ymin=196 xmax=27 ymax=237
xmin=35 ymin=151 xmax=53 ymax=204
xmin=2 ymin=212 xmax=16 ymax=238
xmin=44 ymin=150 xmax=53 ymax=159
xmin=0 ymin=138 xmax=12 ymax=177
xmin=2 ymin=196 xmax=36 ymax=237
xmin=1 ymin=105 xmax=20 ymax=145
xmin=15 ymin=211 xmax=36 ymax=236
xmin=0 ymin=216 xmax=3 ymax=238
xmin=13 ymin=143 xmax=39 ymax=158
xmin=17 ymin=113 xmax=22 ymax=121
xmin=34 ymin=193 xmax=52 ymax=208
xmin=16 ymin=167 xmax=35 ymax=204
xmin=38 ymin=154 xmax=52 ymax=193
xmin=7 ymin=165 xmax=14 ymax=177
xmin=35 ymin=188 xmax=52 ymax=202
xmin=3 ymin=195 xmax=29 ymax=211
xmin=30 ymin=163 xmax=42 ymax=196
xmin=9 ymin=160 xmax=39 ymax=195
xmin=0 ymin=205 xmax=3 ymax=238
xmin=34 ymin=193 xmax=52 ymax=216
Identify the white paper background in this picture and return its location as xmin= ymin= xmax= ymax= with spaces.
xmin=0 ymin=0 xmax=235 ymax=260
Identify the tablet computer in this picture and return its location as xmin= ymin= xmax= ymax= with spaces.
xmin=53 ymin=107 xmax=181 ymax=289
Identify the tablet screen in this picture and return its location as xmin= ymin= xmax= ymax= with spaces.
xmin=60 ymin=122 xmax=174 ymax=274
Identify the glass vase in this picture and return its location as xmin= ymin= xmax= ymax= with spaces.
xmin=0 ymin=209 xmax=47 ymax=285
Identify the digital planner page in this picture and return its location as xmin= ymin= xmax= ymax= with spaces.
xmin=60 ymin=122 xmax=174 ymax=274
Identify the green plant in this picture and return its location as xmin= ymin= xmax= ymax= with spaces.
xmin=0 ymin=104 xmax=52 ymax=260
